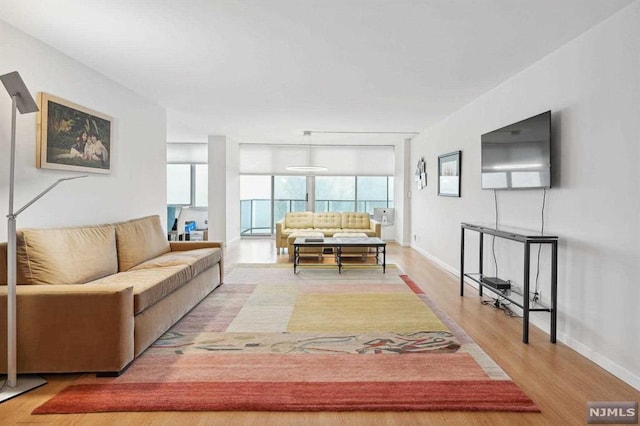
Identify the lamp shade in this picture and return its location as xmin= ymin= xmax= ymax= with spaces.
xmin=0 ymin=71 xmax=38 ymax=114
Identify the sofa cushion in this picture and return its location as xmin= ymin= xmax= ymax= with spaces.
xmin=130 ymin=247 xmax=222 ymax=279
xmin=115 ymin=216 xmax=171 ymax=272
xmin=356 ymin=229 xmax=378 ymax=237
xmin=88 ymin=265 xmax=191 ymax=314
xmin=341 ymin=212 xmax=371 ymax=229
xmin=313 ymin=212 xmax=342 ymax=229
xmin=315 ymin=228 xmax=344 ymax=237
xmin=281 ymin=227 xmax=314 ymax=235
xmin=15 ymin=225 xmax=117 ymax=285
xmin=284 ymin=211 xmax=314 ymax=229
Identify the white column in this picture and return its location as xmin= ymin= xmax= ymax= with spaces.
xmin=208 ymin=136 xmax=227 ymax=243
xmin=402 ymin=138 xmax=413 ymax=246
xmin=207 ymin=135 xmax=241 ymax=245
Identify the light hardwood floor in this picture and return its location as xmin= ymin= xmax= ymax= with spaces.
xmin=1 ymin=238 xmax=637 ymax=425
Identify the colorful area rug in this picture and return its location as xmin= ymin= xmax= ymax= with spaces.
xmin=34 ymin=264 xmax=538 ymax=413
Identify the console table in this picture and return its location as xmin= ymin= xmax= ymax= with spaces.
xmin=460 ymin=222 xmax=558 ymax=343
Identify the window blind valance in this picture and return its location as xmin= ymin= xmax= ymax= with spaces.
xmin=239 ymin=144 xmax=394 ymax=175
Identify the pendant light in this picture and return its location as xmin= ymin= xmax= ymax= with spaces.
xmin=286 ymin=130 xmax=328 ymax=172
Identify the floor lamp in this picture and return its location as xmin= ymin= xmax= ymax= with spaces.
xmin=0 ymin=71 xmax=85 ymax=402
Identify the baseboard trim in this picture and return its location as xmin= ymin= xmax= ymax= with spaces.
xmin=411 ymin=244 xmax=640 ymax=391
xmin=226 ymin=236 xmax=241 ymax=247
xmin=411 ymin=244 xmax=459 ymax=277
xmin=557 ymin=333 xmax=640 ymax=391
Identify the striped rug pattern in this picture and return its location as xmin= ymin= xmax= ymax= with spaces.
xmin=33 ymin=264 xmax=538 ymax=414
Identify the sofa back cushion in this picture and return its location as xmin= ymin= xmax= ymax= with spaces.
xmin=115 ymin=215 xmax=171 ymax=272
xmin=313 ymin=212 xmax=342 ymax=229
xmin=284 ymin=211 xmax=314 ymax=229
xmin=14 ymin=225 xmax=118 ymax=285
xmin=341 ymin=212 xmax=371 ymax=229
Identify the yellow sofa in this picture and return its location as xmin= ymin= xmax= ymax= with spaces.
xmin=275 ymin=211 xmax=381 ymax=255
xmin=0 ymin=215 xmax=223 ymax=376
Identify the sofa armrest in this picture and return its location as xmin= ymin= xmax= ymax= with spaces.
xmin=370 ymin=219 xmax=382 ymax=238
xmin=0 ymin=284 xmax=134 ymax=374
xmin=275 ymin=219 xmax=285 ymax=249
xmin=170 ymin=241 xmax=223 ymax=251
xmin=169 ymin=241 xmax=224 ymax=283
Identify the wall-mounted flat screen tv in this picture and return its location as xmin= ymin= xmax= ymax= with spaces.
xmin=481 ymin=111 xmax=551 ymax=190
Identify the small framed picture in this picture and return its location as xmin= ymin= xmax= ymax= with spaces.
xmin=36 ymin=93 xmax=113 ymax=174
xmin=438 ymin=151 xmax=461 ymax=197
xmin=415 ymin=157 xmax=427 ymax=189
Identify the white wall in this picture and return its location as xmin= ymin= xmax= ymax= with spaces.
xmin=0 ymin=21 xmax=167 ymax=239
xmin=410 ymin=1 xmax=640 ymax=389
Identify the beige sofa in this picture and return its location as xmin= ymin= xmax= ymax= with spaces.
xmin=275 ymin=211 xmax=381 ymax=255
xmin=0 ymin=215 xmax=223 ymax=376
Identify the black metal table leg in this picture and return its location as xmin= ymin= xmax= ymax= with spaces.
xmin=382 ymin=244 xmax=386 ymax=273
xmin=479 ymin=232 xmax=484 ymax=297
xmin=551 ymin=240 xmax=558 ymax=343
xmin=523 ymin=241 xmax=531 ymax=343
xmin=460 ymin=227 xmax=465 ymax=296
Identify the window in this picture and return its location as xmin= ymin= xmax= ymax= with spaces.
xmin=194 ymin=164 xmax=208 ymax=207
xmin=357 ymin=176 xmax=391 ymax=215
xmin=239 ymin=174 xmax=393 ymax=236
xmin=167 ymin=164 xmax=191 ymax=205
xmin=315 ymin=176 xmax=355 ymax=212
xmin=274 ymin=176 xmax=307 ymax=224
xmin=315 ymin=176 xmax=393 ymax=214
xmin=240 ymin=176 xmax=272 ymax=235
xmin=167 ymin=164 xmax=208 ymax=207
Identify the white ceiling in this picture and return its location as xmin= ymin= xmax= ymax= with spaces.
xmin=0 ymin=0 xmax=634 ymax=145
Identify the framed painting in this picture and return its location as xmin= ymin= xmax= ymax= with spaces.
xmin=36 ymin=93 xmax=113 ymax=174
xmin=438 ymin=150 xmax=461 ymax=197
xmin=414 ymin=157 xmax=427 ymax=189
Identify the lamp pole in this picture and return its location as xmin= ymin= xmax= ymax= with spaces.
xmin=1 ymin=71 xmax=86 ymax=402
xmin=7 ymin=94 xmax=18 ymax=387
xmin=1 ymin=71 xmax=45 ymax=400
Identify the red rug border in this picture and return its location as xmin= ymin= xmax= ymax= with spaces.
xmin=33 ymin=379 xmax=539 ymax=414
xmin=400 ymin=274 xmax=425 ymax=294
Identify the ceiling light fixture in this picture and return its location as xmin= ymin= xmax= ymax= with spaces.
xmin=286 ymin=130 xmax=328 ymax=172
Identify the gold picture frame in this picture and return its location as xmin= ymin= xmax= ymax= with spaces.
xmin=36 ymin=93 xmax=113 ymax=174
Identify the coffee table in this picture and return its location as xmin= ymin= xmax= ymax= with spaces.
xmin=293 ymin=237 xmax=386 ymax=274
